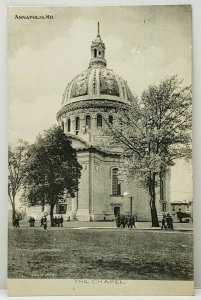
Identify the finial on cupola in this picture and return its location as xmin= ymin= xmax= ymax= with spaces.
xmin=89 ymin=21 xmax=107 ymax=67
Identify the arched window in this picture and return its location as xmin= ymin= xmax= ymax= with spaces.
xmin=99 ymin=50 xmax=101 ymax=56
xmin=94 ymin=49 xmax=97 ymax=58
xmin=108 ymin=115 xmax=113 ymax=124
xmin=76 ymin=117 xmax=80 ymax=135
xmin=67 ymin=119 xmax=71 ymax=132
xmin=97 ymin=114 xmax=102 ymax=128
xmin=86 ymin=115 xmax=91 ymax=129
xmin=112 ymin=168 xmax=121 ymax=196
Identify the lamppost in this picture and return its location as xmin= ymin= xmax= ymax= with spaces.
xmin=123 ymin=191 xmax=133 ymax=216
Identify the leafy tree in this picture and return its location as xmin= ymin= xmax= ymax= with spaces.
xmin=102 ymin=76 xmax=192 ymax=227
xmin=23 ymin=126 xmax=82 ymax=220
xmin=8 ymin=140 xmax=29 ymax=221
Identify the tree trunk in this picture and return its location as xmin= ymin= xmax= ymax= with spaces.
xmin=12 ymin=200 xmax=16 ymax=221
xmin=149 ymin=173 xmax=160 ymax=227
xmin=41 ymin=199 xmax=45 ymax=212
xmin=50 ymin=204 xmax=54 ymax=226
xmin=150 ymin=204 xmax=159 ymax=227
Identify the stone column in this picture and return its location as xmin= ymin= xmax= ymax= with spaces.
xmin=71 ymin=118 xmax=76 ymax=135
xmin=71 ymin=195 xmax=78 ymax=220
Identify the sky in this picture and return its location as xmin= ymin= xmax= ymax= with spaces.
xmin=8 ymin=5 xmax=192 ymax=203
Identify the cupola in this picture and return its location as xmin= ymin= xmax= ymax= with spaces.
xmin=89 ymin=22 xmax=107 ymax=67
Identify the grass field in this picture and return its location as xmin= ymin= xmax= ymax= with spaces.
xmin=8 ymin=227 xmax=193 ymax=280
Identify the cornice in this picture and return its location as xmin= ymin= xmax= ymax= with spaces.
xmin=57 ymin=99 xmax=130 ymax=120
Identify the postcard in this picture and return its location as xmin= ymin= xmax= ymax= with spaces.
xmin=8 ymin=5 xmax=193 ymax=296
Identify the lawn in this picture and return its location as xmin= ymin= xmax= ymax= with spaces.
xmin=8 ymin=227 xmax=193 ymax=280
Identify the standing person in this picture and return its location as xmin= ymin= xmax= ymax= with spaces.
xmin=161 ymin=215 xmax=167 ymax=230
xmin=60 ymin=215 xmax=63 ymax=227
xmin=116 ymin=214 xmax=121 ymax=228
xmin=169 ymin=215 xmax=174 ymax=230
xmin=40 ymin=217 xmax=44 ymax=227
xmin=166 ymin=213 xmax=171 ymax=229
xmin=123 ymin=215 xmax=127 ymax=228
xmin=127 ymin=215 xmax=132 ymax=228
xmin=13 ymin=217 xmax=16 ymax=227
xmin=29 ymin=217 xmax=33 ymax=227
xmin=43 ymin=217 xmax=47 ymax=230
xmin=131 ymin=215 xmax=136 ymax=228
xmin=54 ymin=216 xmax=58 ymax=227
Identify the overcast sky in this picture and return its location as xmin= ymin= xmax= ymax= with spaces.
xmin=8 ymin=5 xmax=192 ymax=202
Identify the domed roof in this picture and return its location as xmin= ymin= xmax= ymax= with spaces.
xmin=61 ymin=65 xmax=134 ymax=108
xmin=60 ymin=23 xmax=134 ymax=109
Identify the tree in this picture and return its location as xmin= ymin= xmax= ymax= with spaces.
xmin=23 ymin=125 xmax=82 ymax=221
xmin=8 ymin=140 xmax=29 ymax=221
xmin=101 ymin=76 xmax=192 ymax=227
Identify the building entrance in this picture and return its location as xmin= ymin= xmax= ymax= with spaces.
xmin=114 ymin=206 xmax=120 ymax=217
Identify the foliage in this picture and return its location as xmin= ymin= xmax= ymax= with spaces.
xmin=8 ymin=140 xmax=29 ymax=220
xmin=101 ymin=76 xmax=192 ymax=226
xmin=23 ymin=125 xmax=82 ymax=218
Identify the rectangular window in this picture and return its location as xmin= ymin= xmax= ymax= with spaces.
xmin=112 ymin=168 xmax=121 ymax=196
xmin=162 ymin=203 xmax=167 ymax=212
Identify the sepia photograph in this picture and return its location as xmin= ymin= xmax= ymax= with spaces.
xmin=7 ymin=5 xmax=193 ymax=296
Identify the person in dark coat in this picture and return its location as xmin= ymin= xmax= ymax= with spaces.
xmin=13 ymin=218 xmax=16 ymax=227
xmin=60 ymin=215 xmax=63 ymax=227
xmin=131 ymin=215 xmax=136 ymax=228
xmin=169 ymin=215 xmax=174 ymax=230
xmin=115 ymin=214 xmax=121 ymax=228
xmin=29 ymin=217 xmax=33 ymax=227
xmin=161 ymin=215 xmax=167 ymax=230
xmin=127 ymin=215 xmax=132 ymax=228
xmin=54 ymin=216 xmax=58 ymax=227
xmin=43 ymin=217 xmax=47 ymax=229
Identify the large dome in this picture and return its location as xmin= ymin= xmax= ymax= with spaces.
xmin=61 ymin=65 xmax=134 ymax=108
xmin=57 ymin=24 xmax=135 ymax=125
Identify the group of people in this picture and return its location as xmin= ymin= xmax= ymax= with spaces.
xmin=161 ymin=213 xmax=174 ymax=230
xmin=115 ymin=214 xmax=136 ymax=228
xmin=27 ymin=215 xmax=64 ymax=229
xmin=50 ymin=215 xmax=64 ymax=227
xmin=28 ymin=216 xmax=36 ymax=227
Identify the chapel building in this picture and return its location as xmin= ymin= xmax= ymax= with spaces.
xmin=55 ymin=24 xmax=171 ymax=222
